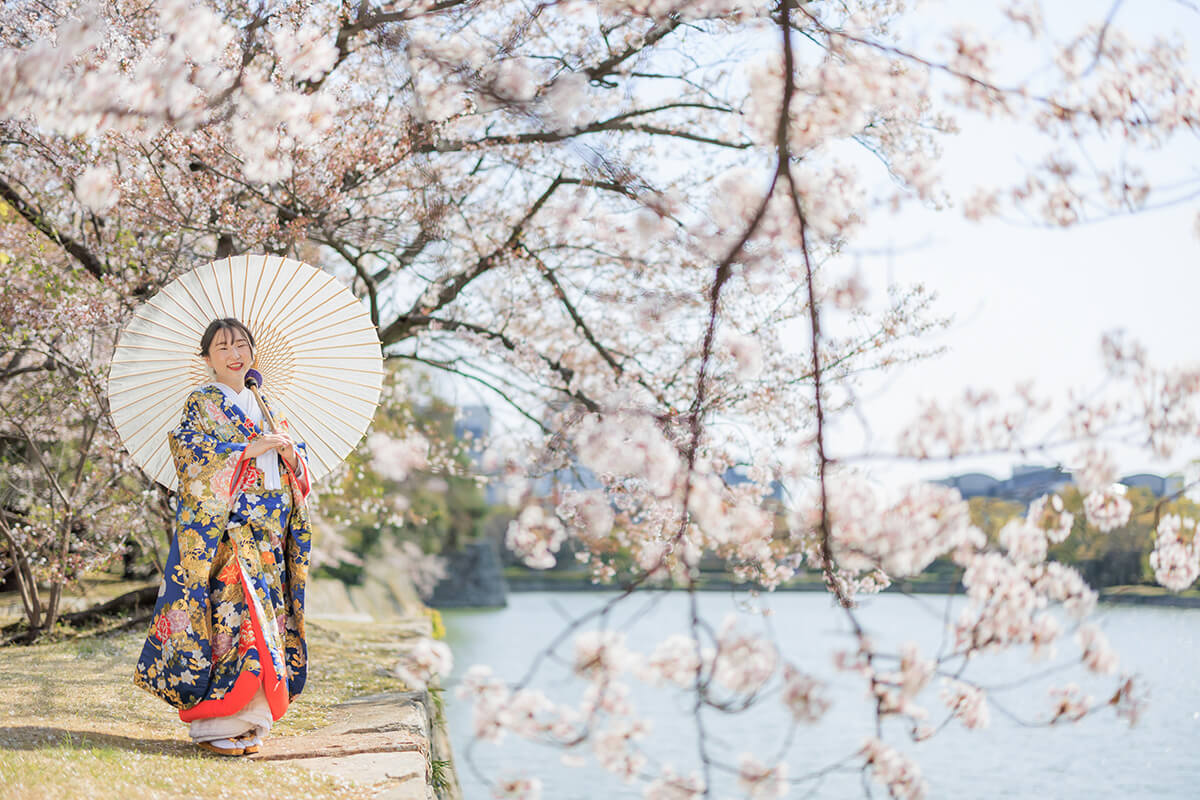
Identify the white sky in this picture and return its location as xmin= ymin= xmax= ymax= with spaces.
xmin=831 ymin=0 xmax=1200 ymax=483
xmin=833 ymin=191 xmax=1200 ymax=483
xmin=431 ymin=0 xmax=1200 ymax=486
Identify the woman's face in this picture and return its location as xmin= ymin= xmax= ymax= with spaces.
xmin=204 ymin=327 xmax=253 ymax=388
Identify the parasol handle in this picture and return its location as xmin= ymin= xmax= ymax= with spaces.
xmin=243 ymin=369 xmax=278 ymax=434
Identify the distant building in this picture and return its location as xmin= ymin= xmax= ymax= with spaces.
xmin=452 ymin=405 xmax=502 ymax=503
xmin=935 ymin=464 xmax=1180 ymax=506
xmin=1120 ymin=473 xmax=1185 ymax=497
xmin=723 ymin=466 xmax=785 ymax=502
xmin=935 ymin=464 xmax=1071 ymax=506
xmin=453 ymin=404 xmax=491 ymax=451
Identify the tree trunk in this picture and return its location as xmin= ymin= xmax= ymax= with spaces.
xmin=0 ymin=516 xmax=42 ymax=630
xmin=42 ymin=513 xmax=73 ymax=631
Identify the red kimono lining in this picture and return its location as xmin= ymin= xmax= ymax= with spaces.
xmin=179 ymin=556 xmax=289 ymax=723
xmin=229 ymin=450 xmax=310 ymax=503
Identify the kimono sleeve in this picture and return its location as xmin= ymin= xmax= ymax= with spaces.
xmin=169 ymin=390 xmax=250 ymax=519
xmin=133 ymin=390 xmax=251 ymax=710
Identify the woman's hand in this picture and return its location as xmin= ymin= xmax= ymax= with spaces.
xmin=275 ymin=432 xmax=298 ymax=470
xmin=243 ymin=433 xmax=298 ymax=468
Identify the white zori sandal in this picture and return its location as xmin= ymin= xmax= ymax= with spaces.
xmin=235 ymin=731 xmax=263 ymax=754
xmin=196 ymin=738 xmax=245 ymax=756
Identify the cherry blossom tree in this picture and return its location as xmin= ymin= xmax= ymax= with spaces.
xmin=0 ymin=237 xmax=167 ymax=638
xmin=2 ymin=0 xmax=1200 ymax=796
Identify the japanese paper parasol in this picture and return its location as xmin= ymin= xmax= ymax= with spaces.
xmin=106 ymin=254 xmax=384 ymax=490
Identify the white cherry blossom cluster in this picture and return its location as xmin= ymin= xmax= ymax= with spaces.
xmin=1047 ymin=684 xmax=1092 ymax=724
xmin=392 ymin=638 xmax=454 ymax=691
xmin=74 ymin=166 xmax=121 ymax=213
xmin=457 ymin=640 xmax=650 ymax=785
xmin=593 ymin=719 xmax=650 ymax=783
xmin=458 ymin=667 xmax=549 ymax=744
xmin=573 ymin=412 xmax=682 ymax=498
xmin=271 ymin=23 xmax=338 ymax=83
xmin=554 ymin=489 xmax=616 ymax=551
xmin=1025 ymin=493 xmax=1074 ymax=544
xmin=1032 ymin=562 xmax=1099 ymax=620
xmin=597 ymin=0 xmax=770 ymax=21
xmin=1071 ymin=446 xmax=1119 ymax=494
xmin=573 ymin=630 xmax=635 ymax=682
xmin=862 ymin=737 xmax=927 ymax=800
xmin=367 ymin=431 xmax=431 ymax=482
xmin=736 ymin=754 xmax=789 ymax=800
xmin=643 ymin=766 xmax=705 ymax=800
xmin=939 ymin=678 xmax=990 ymax=729
xmin=872 ymin=642 xmax=935 ymax=722
xmin=897 ymin=386 xmax=1049 ymax=459
xmin=395 ymin=541 xmax=448 ymax=602
xmin=780 ymin=664 xmax=831 ymax=723
xmin=719 ymin=330 xmax=765 ymax=380
xmin=494 ymin=775 xmax=542 ymax=800
xmin=686 ymin=472 xmax=784 ymax=585
xmin=1 ymin=0 xmax=337 ymax=182
xmin=711 ymin=615 xmax=778 ymax=696
xmin=796 ymin=475 xmax=979 ymax=580
xmin=1148 ymin=514 xmax=1200 ymax=592
xmin=998 ymin=517 xmax=1048 ymax=565
xmin=642 ymin=634 xmax=705 ymax=688
xmin=505 ymin=505 xmax=568 ymax=569
xmin=1082 ymin=484 xmax=1133 ymax=533
xmin=1076 ymin=624 xmax=1119 ymax=675
xmin=955 ymin=552 xmax=1097 ymax=654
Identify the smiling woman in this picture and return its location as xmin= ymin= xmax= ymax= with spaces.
xmin=132 ymin=317 xmax=314 ymax=758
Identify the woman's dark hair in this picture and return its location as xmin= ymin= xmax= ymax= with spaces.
xmin=199 ymin=318 xmax=256 ymax=357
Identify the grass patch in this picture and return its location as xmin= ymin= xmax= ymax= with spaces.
xmin=0 ymin=618 xmax=425 ymax=800
xmin=1102 ymin=584 xmax=1200 ymax=599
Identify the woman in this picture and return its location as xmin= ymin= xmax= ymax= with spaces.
xmin=133 ymin=317 xmax=313 ymax=756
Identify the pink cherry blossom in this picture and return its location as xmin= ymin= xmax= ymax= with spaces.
xmin=736 ymin=754 xmax=788 ymax=800
xmin=862 ymin=737 xmax=927 ymax=800
xmin=1026 ymin=494 xmax=1074 ymax=544
xmin=506 ymin=505 xmax=567 ymax=570
xmin=392 ymin=638 xmax=453 ymax=691
xmin=712 ymin=615 xmax=777 ymax=695
xmin=1077 ymin=624 xmax=1119 ymax=675
xmin=1083 ymin=485 xmax=1133 ymax=533
xmin=74 ymin=166 xmax=119 ymax=212
xmin=574 ymin=630 xmax=634 ymax=682
xmin=780 ymin=664 xmax=831 ymax=723
xmin=643 ymin=766 xmax=705 ymax=800
xmin=1048 ymin=683 xmax=1092 ymax=724
xmin=940 ymin=679 xmax=990 ymax=729
xmin=1149 ymin=514 xmax=1200 ymax=591
xmin=494 ymin=776 xmax=542 ymax=800
xmin=998 ymin=518 xmax=1048 ymax=564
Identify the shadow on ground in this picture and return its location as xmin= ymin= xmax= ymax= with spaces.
xmin=0 ymin=726 xmax=193 ymax=756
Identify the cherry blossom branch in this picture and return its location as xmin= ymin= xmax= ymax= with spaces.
xmin=386 ymin=352 xmax=552 ymax=432
xmin=585 ymin=16 xmax=686 ymax=85
xmin=521 ymin=243 xmax=675 ymax=410
xmin=0 ymin=174 xmax=107 ymax=279
xmin=382 ymin=173 xmax=568 ymax=340
xmin=385 ymin=313 xmax=603 ymax=411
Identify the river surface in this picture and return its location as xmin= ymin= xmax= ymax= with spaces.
xmin=442 ymin=592 xmax=1200 ymax=799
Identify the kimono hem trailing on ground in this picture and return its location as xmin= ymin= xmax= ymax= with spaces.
xmin=133 ymin=384 xmax=312 ymax=724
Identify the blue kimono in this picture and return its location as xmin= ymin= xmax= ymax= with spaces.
xmin=133 ymin=385 xmax=312 ymax=724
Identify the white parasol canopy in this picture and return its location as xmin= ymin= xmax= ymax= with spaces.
xmin=106 ymin=254 xmax=384 ymax=490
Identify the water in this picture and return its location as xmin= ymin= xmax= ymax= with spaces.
xmin=442 ymin=592 xmax=1200 ymax=798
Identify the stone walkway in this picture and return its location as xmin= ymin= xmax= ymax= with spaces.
xmin=252 ymin=691 xmax=438 ymax=800
xmin=291 ymin=570 xmax=460 ymax=800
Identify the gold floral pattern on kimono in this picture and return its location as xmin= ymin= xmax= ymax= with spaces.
xmin=133 ymin=385 xmax=313 ymax=722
